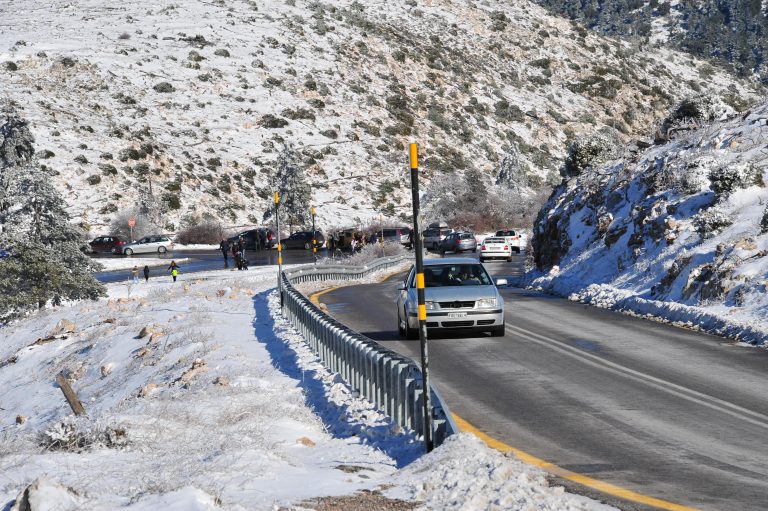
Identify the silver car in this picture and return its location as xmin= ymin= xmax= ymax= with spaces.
xmin=396 ymin=258 xmax=507 ymax=338
xmin=120 ymin=235 xmax=174 ymax=255
xmin=439 ymin=231 xmax=477 ymax=254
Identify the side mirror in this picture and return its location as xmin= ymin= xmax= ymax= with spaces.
xmin=496 ymin=279 xmax=508 ymax=287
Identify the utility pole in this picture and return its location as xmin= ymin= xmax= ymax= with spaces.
xmin=275 ymin=192 xmax=283 ymax=307
xmin=311 ymin=206 xmax=317 ymax=264
xmin=409 ymin=143 xmax=433 ymax=453
xmin=379 ymin=212 xmax=384 ymax=257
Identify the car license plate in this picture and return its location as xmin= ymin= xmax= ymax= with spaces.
xmin=447 ymin=312 xmax=467 ymax=318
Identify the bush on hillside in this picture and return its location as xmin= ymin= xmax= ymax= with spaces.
xmin=761 ymin=206 xmax=768 ymax=234
xmin=708 ymin=163 xmax=762 ymax=198
xmin=561 ymin=129 xmax=621 ymax=178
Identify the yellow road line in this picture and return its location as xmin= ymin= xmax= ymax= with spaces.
xmin=452 ymin=414 xmax=702 ymax=511
xmin=309 ymin=285 xmax=344 ymax=306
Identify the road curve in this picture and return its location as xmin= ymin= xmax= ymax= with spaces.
xmin=318 ymin=254 xmax=768 ymax=511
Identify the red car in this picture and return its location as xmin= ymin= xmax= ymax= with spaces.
xmin=88 ymin=235 xmax=128 ymax=253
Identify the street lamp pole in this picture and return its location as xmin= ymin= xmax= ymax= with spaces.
xmin=275 ymin=192 xmax=283 ymax=307
xmin=409 ymin=143 xmax=433 ymax=453
xmin=311 ymin=206 xmax=317 ymax=264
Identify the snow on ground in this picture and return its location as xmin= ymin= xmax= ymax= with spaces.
xmin=96 ymin=256 xmax=191 ymax=272
xmin=0 ymin=266 xmax=616 ymax=510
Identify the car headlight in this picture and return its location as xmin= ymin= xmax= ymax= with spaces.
xmin=425 ymin=301 xmax=437 ymax=310
xmin=475 ymin=298 xmax=498 ymax=308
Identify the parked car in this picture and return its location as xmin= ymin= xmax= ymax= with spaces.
xmin=495 ymin=229 xmax=526 ymax=253
xmin=372 ymin=227 xmax=412 ymax=247
xmin=479 ymin=237 xmax=512 ymax=263
xmin=396 ymin=258 xmax=507 ymax=338
xmin=423 ymin=227 xmax=454 ymax=250
xmin=87 ymin=235 xmax=127 ymax=254
xmin=335 ymin=230 xmax=362 ymax=249
xmin=281 ymin=230 xmax=325 ymax=250
xmin=119 ymin=235 xmax=174 ymax=255
xmin=228 ymin=228 xmax=276 ymax=250
xmin=439 ymin=232 xmax=477 ymax=254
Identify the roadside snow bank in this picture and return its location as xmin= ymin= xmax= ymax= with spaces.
xmin=388 ymin=434 xmax=617 ymax=511
xmin=0 ymin=267 xmax=414 ymax=509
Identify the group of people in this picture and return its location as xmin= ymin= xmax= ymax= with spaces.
xmin=130 ymin=261 xmax=181 ymax=283
xmin=219 ymin=237 xmax=250 ymax=270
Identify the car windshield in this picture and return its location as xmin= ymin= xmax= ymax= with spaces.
xmin=496 ymin=230 xmax=516 ymax=236
xmin=416 ymin=264 xmax=492 ymax=287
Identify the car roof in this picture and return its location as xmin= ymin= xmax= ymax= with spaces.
xmin=423 ymin=257 xmax=479 ymax=266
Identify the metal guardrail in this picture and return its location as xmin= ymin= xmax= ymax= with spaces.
xmin=279 ymin=255 xmax=456 ymax=446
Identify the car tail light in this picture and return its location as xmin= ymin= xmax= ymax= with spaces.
xmin=481 ymin=245 xmax=487 ymax=250
xmin=504 ymin=245 xmax=509 ymax=250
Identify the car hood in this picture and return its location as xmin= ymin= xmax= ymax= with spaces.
xmin=421 ymin=286 xmax=498 ymax=301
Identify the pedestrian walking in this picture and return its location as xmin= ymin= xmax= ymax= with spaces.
xmin=143 ymin=265 xmax=150 ymax=283
xmin=238 ymin=236 xmax=245 ymax=258
xmin=168 ymin=260 xmax=180 ymax=282
xmin=258 ymin=229 xmax=266 ymax=251
xmin=131 ymin=265 xmax=139 ymax=284
xmin=219 ymin=238 xmax=230 ymax=268
xmin=267 ymin=230 xmax=273 ymax=249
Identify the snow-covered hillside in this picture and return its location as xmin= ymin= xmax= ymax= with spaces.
xmin=0 ymin=0 xmax=759 ymax=233
xmin=530 ymin=100 xmax=768 ymax=345
xmin=0 ymin=267 xmax=617 ymax=510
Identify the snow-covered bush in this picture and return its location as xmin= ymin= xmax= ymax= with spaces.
xmin=40 ymin=417 xmax=128 ymax=452
xmin=708 ymin=163 xmax=762 ymax=198
xmin=761 ymin=206 xmax=768 ymax=234
xmin=561 ymin=128 xmax=621 ymax=178
xmin=175 ymin=220 xmax=226 ymax=244
xmin=693 ymin=208 xmax=733 ymax=237
xmin=342 ymin=241 xmax=406 ymax=265
xmin=666 ymin=95 xmax=732 ymax=124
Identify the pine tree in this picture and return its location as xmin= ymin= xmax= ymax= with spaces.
xmin=0 ymin=114 xmax=104 ymax=319
xmin=265 ymin=145 xmax=311 ymax=231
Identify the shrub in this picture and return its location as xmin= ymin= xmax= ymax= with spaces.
xmin=86 ymin=174 xmax=101 ymax=185
xmin=320 ymin=129 xmax=338 ymax=139
xmin=99 ymin=163 xmax=118 ymax=175
xmin=561 ymin=129 xmax=620 ymax=178
xmin=260 ymin=114 xmax=288 ymax=128
xmin=4 ymin=61 xmax=18 ymax=71
xmin=175 ymin=220 xmax=226 ymax=244
xmin=74 ymin=154 xmax=89 ymax=164
xmin=307 ymin=98 xmax=326 ymax=109
xmin=153 ymin=82 xmax=175 ymax=93
xmin=693 ymin=208 xmax=732 ymax=237
xmin=708 ymin=164 xmax=762 ymax=198
xmin=761 ymin=206 xmax=768 ymax=234
xmin=163 ymin=193 xmax=181 ymax=210
xmin=214 ymin=48 xmax=231 ymax=57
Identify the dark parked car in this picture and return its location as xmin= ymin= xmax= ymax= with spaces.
xmin=87 ymin=235 xmax=128 ymax=253
xmin=439 ymin=232 xmax=477 ymax=254
xmin=228 ymin=228 xmax=276 ymax=250
xmin=281 ymin=231 xmax=325 ymax=250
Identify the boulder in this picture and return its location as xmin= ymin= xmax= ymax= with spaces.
xmin=11 ymin=477 xmax=81 ymax=511
xmin=100 ymin=364 xmax=113 ymax=378
xmin=48 ymin=319 xmax=75 ymax=337
xmin=138 ymin=383 xmax=158 ymax=398
xmin=16 ymin=415 xmax=26 ymax=425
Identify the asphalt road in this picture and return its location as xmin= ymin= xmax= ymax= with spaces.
xmin=318 ymin=252 xmax=768 ymax=511
xmin=93 ymin=248 xmax=328 ymax=283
